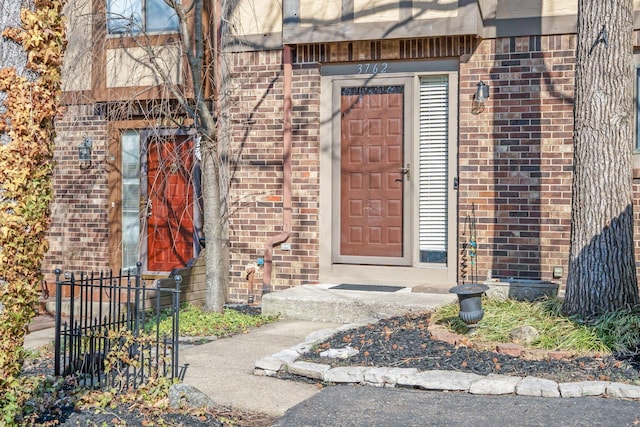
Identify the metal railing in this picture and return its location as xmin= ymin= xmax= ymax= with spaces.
xmin=53 ymin=263 xmax=182 ymax=390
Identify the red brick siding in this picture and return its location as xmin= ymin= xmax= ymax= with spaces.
xmin=225 ymin=50 xmax=318 ymax=301
xmin=289 ymin=65 xmax=322 ymax=285
xmin=220 ymin=34 xmax=581 ymax=298
xmin=45 ymin=105 xmax=110 ymax=291
xmin=459 ymin=35 xmax=575 ymax=284
xmin=225 ymin=50 xmax=283 ymax=301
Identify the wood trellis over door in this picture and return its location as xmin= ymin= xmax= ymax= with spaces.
xmin=146 ymin=135 xmax=194 ymax=272
xmin=339 ymin=85 xmax=409 ymax=263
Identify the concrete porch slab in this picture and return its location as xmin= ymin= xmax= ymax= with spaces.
xmin=262 ymin=284 xmax=457 ymax=323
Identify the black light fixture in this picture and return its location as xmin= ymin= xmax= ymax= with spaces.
xmin=78 ymin=135 xmax=92 ymax=168
xmin=476 ymin=80 xmax=489 ymax=103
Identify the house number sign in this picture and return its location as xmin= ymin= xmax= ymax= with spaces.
xmin=320 ymin=59 xmax=458 ymax=76
xmin=356 ymin=62 xmax=389 ymax=75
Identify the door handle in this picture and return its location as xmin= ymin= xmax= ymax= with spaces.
xmin=143 ymin=198 xmax=152 ymax=218
xmin=399 ymin=163 xmax=410 ymax=181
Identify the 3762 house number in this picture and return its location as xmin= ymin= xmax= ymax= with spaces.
xmin=356 ymin=63 xmax=389 ymax=74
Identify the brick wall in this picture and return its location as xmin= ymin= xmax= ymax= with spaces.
xmin=225 ymin=50 xmax=323 ymax=302
xmin=459 ymin=35 xmax=576 ymax=284
xmin=44 ymin=105 xmax=110 ymax=293
xmin=225 ymin=35 xmax=579 ymax=297
xmin=225 ymin=50 xmax=281 ymax=301
xmin=289 ymin=64 xmax=321 ymax=285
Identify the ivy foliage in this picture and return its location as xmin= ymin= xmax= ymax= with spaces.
xmin=0 ymin=0 xmax=66 ymax=414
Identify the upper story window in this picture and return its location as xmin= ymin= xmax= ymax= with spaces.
xmin=108 ymin=0 xmax=179 ymax=34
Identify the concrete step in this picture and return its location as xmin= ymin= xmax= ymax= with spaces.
xmin=262 ymin=284 xmax=457 ymax=324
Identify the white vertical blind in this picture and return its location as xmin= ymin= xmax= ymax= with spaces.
xmin=419 ymin=76 xmax=448 ymax=262
xmin=121 ymin=130 xmax=141 ymax=270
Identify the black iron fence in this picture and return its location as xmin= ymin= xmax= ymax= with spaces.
xmin=53 ymin=263 xmax=183 ymax=390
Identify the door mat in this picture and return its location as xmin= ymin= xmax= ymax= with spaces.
xmin=330 ymin=284 xmax=405 ymax=292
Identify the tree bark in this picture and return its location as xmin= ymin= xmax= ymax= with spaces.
xmin=165 ymin=0 xmax=228 ymax=312
xmin=198 ymin=0 xmax=228 ymax=313
xmin=0 ymin=0 xmax=28 ymax=70
xmin=0 ymin=0 xmax=28 ymax=142
xmin=563 ymin=0 xmax=640 ymax=317
xmin=201 ymin=137 xmax=227 ymax=312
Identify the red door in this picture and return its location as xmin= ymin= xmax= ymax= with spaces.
xmin=146 ymin=136 xmax=194 ymax=272
xmin=340 ymin=86 xmax=405 ymax=258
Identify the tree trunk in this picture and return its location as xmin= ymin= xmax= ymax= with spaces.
xmin=174 ymin=0 xmax=229 ymax=312
xmin=201 ymin=137 xmax=227 ymax=312
xmin=563 ymin=0 xmax=639 ymax=317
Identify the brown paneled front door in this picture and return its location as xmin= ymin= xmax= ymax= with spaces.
xmin=146 ymin=135 xmax=194 ymax=272
xmin=340 ymin=86 xmax=405 ymax=258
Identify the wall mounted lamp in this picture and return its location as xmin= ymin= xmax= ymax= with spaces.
xmin=476 ymin=80 xmax=489 ymax=103
xmin=472 ymin=80 xmax=490 ymax=114
xmin=78 ymin=136 xmax=92 ymax=168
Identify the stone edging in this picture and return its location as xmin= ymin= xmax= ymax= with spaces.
xmin=253 ymin=320 xmax=640 ymax=400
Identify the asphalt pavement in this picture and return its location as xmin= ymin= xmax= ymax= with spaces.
xmin=275 ymin=385 xmax=640 ymax=427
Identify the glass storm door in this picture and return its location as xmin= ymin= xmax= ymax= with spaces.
xmin=336 ymin=84 xmax=411 ymax=265
xmin=121 ymin=130 xmax=141 ymax=271
xmin=322 ymin=66 xmax=458 ymax=286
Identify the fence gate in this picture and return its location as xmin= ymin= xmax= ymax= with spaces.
xmin=53 ymin=264 xmax=182 ymax=390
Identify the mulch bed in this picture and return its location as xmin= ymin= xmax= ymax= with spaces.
xmin=300 ymin=312 xmax=640 ymax=384
xmin=18 ymin=305 xmax=276 ymax=426
xmin=37 ymin=402 xmax=271 ymax=427
xmin=19 ymin=352 xmax=243 ymax=426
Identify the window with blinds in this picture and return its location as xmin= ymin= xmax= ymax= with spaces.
xmin=121 ymin=130 xmax=141 ymax=271
xmin=418 ymin=76 xmax=448 ymax=264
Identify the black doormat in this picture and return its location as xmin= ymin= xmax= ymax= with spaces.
xmin=330 ymin=284 xmax=405 ymax=292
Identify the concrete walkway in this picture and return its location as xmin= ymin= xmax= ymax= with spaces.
xmin=24 ymin=326 xmax=56 ymax=351
xmin=22 ymin=318 xmax=338 ymax=416
xmin=179 ymin=319 xmax=340 ymax=416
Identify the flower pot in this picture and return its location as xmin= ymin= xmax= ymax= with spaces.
xmin=449 ymin=284 xmax=489 ymax=327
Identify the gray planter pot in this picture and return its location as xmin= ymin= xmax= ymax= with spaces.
xmin=484 ymin=278 xmax=559 ymax=302
xmin=449 ymin=284 xmax=489 ymax=326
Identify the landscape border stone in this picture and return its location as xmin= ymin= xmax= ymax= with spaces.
xmin=288 ymin=361 xmax=331 ymax=379
xmin=254 ymin=320 xmax=640 ymax=400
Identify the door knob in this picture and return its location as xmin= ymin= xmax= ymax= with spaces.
xmin=399 ymin=163 xmax=410 ymax=180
